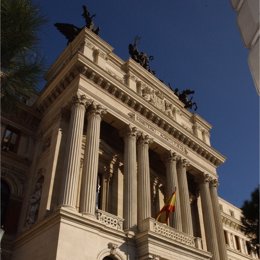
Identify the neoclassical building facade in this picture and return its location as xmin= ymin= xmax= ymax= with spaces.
xmin=1 ymin=28 xmax=258 ymax=260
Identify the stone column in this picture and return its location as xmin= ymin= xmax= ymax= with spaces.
xmin=80 ymin=102 xmax=106 ymax=216
xmin=199 ymin=174 xmax=220 ymax=260
xmin=137 ymin=134 xmax=153 ymax=228
xmin=210 ymin=179 xmax=229 ymax=260
xmin=123 ymin=125 xmax=138 ymax=230
xmin=164 ymin=151 xmax=182 ymax=231
xmin=177 ymin=158 xmax=193 ymax=235
xmin=61 ymin=94 xmax=87 ymax=208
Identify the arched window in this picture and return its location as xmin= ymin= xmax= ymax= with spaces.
xmin=103 ymin=256 xmax=116 ymax=260
xmin=1 ymin=180 xmax=11 ymax=227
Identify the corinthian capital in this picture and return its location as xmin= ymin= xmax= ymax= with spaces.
xmin=87 ymin=102 xmax=107 ymax=117
xmin=121 ymin=124 xmax=138 ymax=138
xmin=163 ymin=150 xmax=179 ymax=163
xmin=137 ymin=133 xmax=153 ymax=145
xmin=200 ymin=173 xmax=210 ymax=183
xmin=72 ymin=94 xmax=88 ymax=106
xmin=210 ymin=178 xmax=219 ymax=188
xmin=179 ymin=158 xmax=190 ymax=168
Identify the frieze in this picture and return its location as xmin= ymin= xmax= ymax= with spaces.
xmin=130 ymin=114 xmax=187 ymax=154
xmin=138 ymin=84 xmax=179 ymax=122
xmin=106 ymin=69 xmax=124 ymax=83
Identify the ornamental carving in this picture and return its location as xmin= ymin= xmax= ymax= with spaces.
xmin=25 ymin=174 xmax=44 ymax=227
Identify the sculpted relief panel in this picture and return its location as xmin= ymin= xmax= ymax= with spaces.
xmin=137 ymin=84 xmax=180 ymax=122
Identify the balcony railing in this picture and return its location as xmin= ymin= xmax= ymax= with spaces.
xmin=96 ymin=209 xmax=124 ymax=230
xmin=141 ymin=218 xmax=203 ymax=249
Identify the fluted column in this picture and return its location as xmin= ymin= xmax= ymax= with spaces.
xmin=80 ymin=102 xmax=106 ymax=216
xmin=164 ymin=151 xmax=182 ymax=231
xmin=61 ymin=95 xmax=87 ymax=208
xmin=177 ymin=158 xmax=193 ymax=235
xmin=210 ymin=179 xmax=228 ymax=260
xmin=137 ymin=134 xmax=153 ymax=228
xmin=199 ymin=174 xmax=220 ymax=260
xmin=123 ymin=125 xmax=138 ymax=230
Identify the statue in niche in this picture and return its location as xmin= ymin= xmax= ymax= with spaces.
xmin=54 ymin=5 xmax=100 ymax=45
xmin=128 ymin=36 xmax=155 ymax=75
xmin=25 ymin=175 xmax=44 ymax=227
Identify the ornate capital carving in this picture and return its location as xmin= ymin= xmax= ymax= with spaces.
xmin=72 ymin=94 xmax=87 ymax=106
xmin=121 ymin=124 xmax=138 ymax=139
xmin=180 ymin=158 xmax=190 ymax=168
xmin=137 ymin=133 xmax=153 ymax=145
xmin=210 ymin=178 xmax=219 ymax=188
xmin=87 ymin=102 xmax=107 ymax=117
xmin=163 ymin=150 xmax=179 ymax=163
xmin=200 ymin=173 xmax=210 ymax=183
xmin=107 ymin=242 xmax=118 ymax=255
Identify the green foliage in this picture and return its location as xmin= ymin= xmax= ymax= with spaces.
xmin=1 ymin=0 xmax=46 ymax=106
xmin=241 ymin=187 xmax=259 ymax=249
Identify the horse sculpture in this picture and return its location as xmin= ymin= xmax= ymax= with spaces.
xmin=175 ymin=88 xmax=198 ymax=111
xmin=128 ymin=36 xmax=155 ymax=75
xmin=54 ymin=5 xmax=99 ymax=45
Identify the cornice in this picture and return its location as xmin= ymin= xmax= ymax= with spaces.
xmin=35 ymin=30 xmax=225 ymax=168
xmin=76 ymin=54 xmax=225 ymax=166
xmin=221 ymin=212 xmax=243 ymax=231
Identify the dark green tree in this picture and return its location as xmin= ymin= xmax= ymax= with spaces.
xmin=241 ymin=187 xmax=259 ymax=251
xmin=1 ymin=0 xmax=46 ymax=106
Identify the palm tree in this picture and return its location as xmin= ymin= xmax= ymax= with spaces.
xmin=1 ymin=0 xmax=46 ymax=107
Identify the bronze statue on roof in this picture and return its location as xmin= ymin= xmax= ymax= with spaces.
xmin=128 ymin=36 xmax=155 ymax=75
xmin=54 ymin=5 xmax=99 ymax=45
xmin=174 ymin=88 xmax=197 ymax=111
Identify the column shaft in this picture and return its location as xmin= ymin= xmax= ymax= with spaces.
xmin=210 ymin=180 xmax=228 ymax=260
xmin=199 ymin=174 xmax=220 ymax=260
xmin=137 ymin=134 xmax=152 ymax=227
xmin=165 ymin=152 xmax=182 ymax=231
xmin=80 ymin=103 xmax=106 ymax=215
xmin=177 ymin=159 xmax=193 ymax=235
xmin=123 ymin=125 xmax=137 ymax=230
xmin=61 ymin=95 xmax=86 ymax=208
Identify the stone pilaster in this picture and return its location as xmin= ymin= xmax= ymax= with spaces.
xmin=210 ymin=179 xmax=228 ymax=260
xmin=61 ymin=94 xmax=87 ymax=208
xmin=164 ymin=151 xmax=182 ymax=231
xmin=199 ymin=174 xmax=220 ymax=260
xmin=177 ymin=159 xmax=193 ymax=235
xmin=137 ymin=133 xmax=153 ymax=228
xmin=122 ymin=125 xmax=138 ymax=230
xmin=80 ymin=102 xmax=107 ymax=216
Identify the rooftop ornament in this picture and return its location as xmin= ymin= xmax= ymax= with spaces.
xmin=128 ymin=36 xmax=155 ymax=75
xmin=54 ymin=5 xmax=99 ymax=45
xmin=173 ymin=88 xmax=198 ymax=111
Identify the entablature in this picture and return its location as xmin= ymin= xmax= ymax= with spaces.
xmin=37 ymin=28 xmax=225 ymax=168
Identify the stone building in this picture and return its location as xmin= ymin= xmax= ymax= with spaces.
xmin=1 ymin=28 xmax=258 ymax=260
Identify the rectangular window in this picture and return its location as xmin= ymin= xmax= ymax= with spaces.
xmin=229 ymin=209 xmax=234 ymax=217
xmin=219 ymin=204 xmax=223 ymax=211
xmin=1 ymin=127 xmax=20 ymax=152
xmin=235 ymin=235 xmax=241 ymax=251
xmin=224 ymin=230 xmax=229 ymax=245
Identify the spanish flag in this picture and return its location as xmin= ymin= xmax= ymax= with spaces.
xmin=156 ymin=190 xmax=176 ymax=224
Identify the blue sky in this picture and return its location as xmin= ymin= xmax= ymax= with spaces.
xmin=35 ymin=0 xmax=259 ymax=208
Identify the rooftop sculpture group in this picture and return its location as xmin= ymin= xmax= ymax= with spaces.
xmin=54 ymin=5 xmax=198 ymax=111
xmin=128 ymin=36 xmax=156 ymax=75
xmin=54 ymin=5 xmax=99 ymax=44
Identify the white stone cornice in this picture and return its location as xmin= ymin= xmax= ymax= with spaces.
xmin=37 ymin=31 xmax=226 ymax=168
